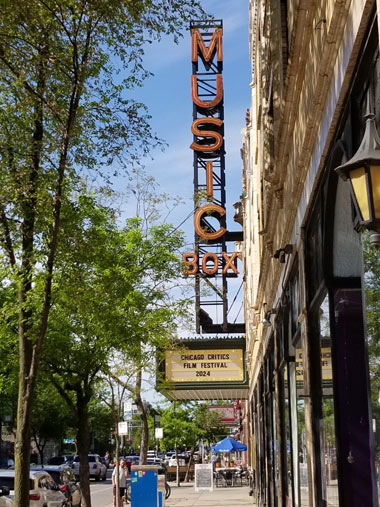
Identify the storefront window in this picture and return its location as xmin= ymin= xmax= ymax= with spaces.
xmin=282 ymin=365 xmax=293 ymax=505
xmin=265 ymin=349 xmax=277 ymax=506
xmin=272 ymin=395 xmax=279 ymax=501
xmin=295 ymin=339 xmax=310 ymax=506
xmin=319 ymin=294 xmax=339 ymax=506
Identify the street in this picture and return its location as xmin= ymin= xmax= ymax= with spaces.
xmin=90 ymin=470 xmax=113 ymax=507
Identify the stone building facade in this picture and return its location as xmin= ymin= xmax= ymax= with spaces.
xmin=241 ymin=0 xmax=379 ymax=505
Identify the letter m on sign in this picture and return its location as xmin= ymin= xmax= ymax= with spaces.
xmin=191 ymin=28 xmax=223 ymax=64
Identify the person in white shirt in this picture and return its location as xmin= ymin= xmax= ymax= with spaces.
xmin=112 ymin=459 xmax=129 ymax=505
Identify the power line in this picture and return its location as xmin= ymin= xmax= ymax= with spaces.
xmin=227 ymin=281 xmax=243 ymax=315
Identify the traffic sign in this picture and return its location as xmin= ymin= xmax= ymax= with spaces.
xmin=118 ymin=421 xmax=129 ymax=435
xmin=155 ymin=428 xmax=163 ymax=439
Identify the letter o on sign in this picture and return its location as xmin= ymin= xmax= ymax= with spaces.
xmin=202 ymin=252 xmax=218 ymax=275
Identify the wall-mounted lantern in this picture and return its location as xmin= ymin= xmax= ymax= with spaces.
xmin=261 ymin=303 xmax=276 ymax=328
xmin=273 ymin=244 xmax=293 ymax=263
xmin=335 ymin=105 xmax=380 ymax=248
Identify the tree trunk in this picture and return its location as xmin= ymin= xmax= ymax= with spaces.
xmin=175 ymin=447 xmax=180 ymax=487
xmin=184 ymin=447 xmax=194 ymax=482
xmin=76 ymin=395 xmax=91 ymax=507
xmin=134 ymin=365 xmax=148 ymax=465
xmin=32 ymin=433 xmax=46 ymax=465
xmin=14 ymin=384 xmax=32 ymax=507
xmin=114 ymin=423 xmax=120 ymax=507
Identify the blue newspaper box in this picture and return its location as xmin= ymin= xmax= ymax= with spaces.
xmin=130 ymin=465 xmax=158 ymax=507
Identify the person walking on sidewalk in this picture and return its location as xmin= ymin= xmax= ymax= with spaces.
xmin=112 ymin=459 xmax=129 ymax=506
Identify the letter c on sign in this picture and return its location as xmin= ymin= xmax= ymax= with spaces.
xmin=194 ymin=204 xmax=226 ymax=240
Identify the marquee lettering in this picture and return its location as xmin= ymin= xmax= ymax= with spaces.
xmin=193 ymin=203 xmax=226 ymax=240
xmin=183 ymin=24 xmax=240 ymax=278
xmin=182 ymin=253 xmax=198 ymax=274
xmin=202 ymin=252 xmax=219 ymax=275
xmin=191 ymin=28 xmax=223 ymax=63
xmin=190 ymin=117 xmax=223 ymax=152
xmin=182 ymin=252 xmax=238 ymax=276
xmin=191 ymin=74 xmax=223 ymax=108
xmin=206 ymin=161 xmax=213 ymax=197
xmin=222 ymin=251 xmax=239 ymax=275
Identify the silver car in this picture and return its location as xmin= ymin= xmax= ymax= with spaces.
xmin=0 ymin=470 xmax=66 ymax=507
xmin=0 ymin=485 xmax=12 ymax=507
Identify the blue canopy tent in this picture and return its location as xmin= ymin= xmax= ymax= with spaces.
xmin=211 ymin=437 xmax=247 ymax=453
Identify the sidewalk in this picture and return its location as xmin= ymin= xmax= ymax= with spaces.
xmin=105 ymin=482 xmax=255 ymax=507
xmin=165 ymin=482 xmax=255 ymax=506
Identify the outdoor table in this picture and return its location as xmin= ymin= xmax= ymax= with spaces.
xmin=215 ymin=468 xmax=242 ymax=487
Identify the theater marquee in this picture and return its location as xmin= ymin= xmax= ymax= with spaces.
xmin=159 ymin=338 xmax=248 ymax=401
xmin=165 ymin=349 xmax=244 ymax=383
xmin=158 ymin=21 xmax=247 ymax=402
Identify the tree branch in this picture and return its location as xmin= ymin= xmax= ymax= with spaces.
xmin=50 ymin=375 xmax=77 ymax=417
xmin=0 ymin=204 xmax=17 ymax=268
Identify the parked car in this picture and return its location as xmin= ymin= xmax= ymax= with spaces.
xmin=72 ymin=455 xmax=107 ymax=481
xmin=0 ymin=459 xmax=14 ymax=470
xmin=146 ymin=458 xmax=162 ymax=466
xmin=163 ymin=451 xmax=175 ymax=465
xmin=167 ymin=454 xmax=187 ymax=467
xmin=0 ymin=486 xmax=12 ymax=507
xmin=47 ymin=456 xmax=76 ymax=467
xmin=30 ymin=466 xmax=81 ymax=507
xmin=0 ymin=470 xmax=66 ymax=507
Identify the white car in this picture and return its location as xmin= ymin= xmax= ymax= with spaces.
xmin=0 ymin=470 xmax=66 ymax=507
xmin=168 ymin=455 xmax=186 ymax=467
xmin=72 ymin=454 xmax=107 ymax=481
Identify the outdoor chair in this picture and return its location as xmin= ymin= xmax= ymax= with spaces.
xmin=223 ymin=469 xmax=234 ymax=486
xmin=233 ymin=470 xmax=243 ymax=486
xmin=214 ymin=470 xmax=224 ymax=487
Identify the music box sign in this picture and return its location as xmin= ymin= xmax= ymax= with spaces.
xmin=182 ymin=24 xmax=240 ymax=277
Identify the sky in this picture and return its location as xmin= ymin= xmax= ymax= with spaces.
xmin=122 ymin=0 xmax=252 ymax=404
xmin=126 ymin=0 xmax=252 ymax=244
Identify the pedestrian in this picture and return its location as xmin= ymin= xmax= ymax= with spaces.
xmin=211 ymin=453 xmax=217 ymax=471
xmin=112 ymin=459 xmax=129 ymax=506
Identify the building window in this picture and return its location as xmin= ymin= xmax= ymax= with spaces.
xmin=309 ymin=293 xmax=339 ymax=506
xmin=295 ymin=336 xmax=310 ymax=506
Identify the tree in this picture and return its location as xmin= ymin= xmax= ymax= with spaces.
xmin=159 ymin=402 xmax=228 ymax=484
xmin=41 ymin=189 xmax=186 ymax=505
xmin=41 ymin=193 xmax=128 ymax=507
xmin=30 ymin=382 xmax=74 ymax=465
xmin=192 ymin=403 xmax=229 ymax=445
xmin=363 ymin=233 xmax=380 ymax=451
xmin=0 ymin=1 xmax=205 ymax=505
xmin=104 ymin=214 xmax=188 ymax=465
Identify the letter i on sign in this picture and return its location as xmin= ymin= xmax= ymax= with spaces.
xmin=206 ymin=161 xmax=213 ymax=199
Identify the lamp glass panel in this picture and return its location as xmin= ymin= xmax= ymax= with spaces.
xmin=350 ymin=167 xmax=369 ymax=220
xmin=370 ymin=165 xmax=380 ymax=218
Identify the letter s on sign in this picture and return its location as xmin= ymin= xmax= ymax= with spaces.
xmin=182 ymin=253 xmax=198 ymax=275
xmin=194 ymin=204 xmax=226 ymax=241
xmin=190 ymin=118 xmax=223 ymax=152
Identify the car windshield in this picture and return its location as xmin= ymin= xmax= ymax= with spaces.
xmin=88 ymin=457 xmax=96 ymax=462
xmin=0 ymin=478 xmax=34 ymax=490
xmin=48 ymin=472 xmax=61 ymax=484
xmin=48 ymin=457 xmax=64 ymax=465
